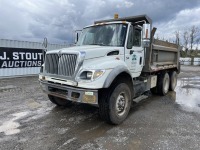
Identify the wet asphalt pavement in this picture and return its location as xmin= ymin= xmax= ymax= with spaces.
xmin=0 ymin=66 xmax=200 ymax=150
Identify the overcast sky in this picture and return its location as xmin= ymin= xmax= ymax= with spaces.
xmin=0 ymin=0 xmax=200 ymax=44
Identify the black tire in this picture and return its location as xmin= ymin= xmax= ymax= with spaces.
xmin=99 ymin=81 xmax=131 ymax=125
xmin=48 ymin=95 xmax=72 ymax=106
xmin=169 ymin=71 xmax=177 ymax=91
xmin=157 ymin=72 xmax=170 ymax=96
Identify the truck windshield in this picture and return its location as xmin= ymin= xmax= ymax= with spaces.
xmin=77 ymin=24 xmax=127 ymax=47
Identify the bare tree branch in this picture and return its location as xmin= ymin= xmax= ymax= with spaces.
xmin=183 ymin=31 xmax=189 ymax=48
xmin=175 ymin=30 xmax=180 ymax=45
xmin=189 ymin=26 xmax=199 ymax=50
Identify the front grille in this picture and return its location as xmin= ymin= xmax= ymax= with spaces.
xmin=45 ymin=53 xmax=77 ymax=77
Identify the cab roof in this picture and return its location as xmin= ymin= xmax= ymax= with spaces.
xmin=94 ymin=14 xmax=152 ymax=25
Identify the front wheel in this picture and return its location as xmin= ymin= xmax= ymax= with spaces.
xmin=99 ymin=82 xmax=131 ymax=125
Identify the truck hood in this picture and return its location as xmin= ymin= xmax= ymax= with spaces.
xmin=47 ymin=45 xmax=122 ymax=59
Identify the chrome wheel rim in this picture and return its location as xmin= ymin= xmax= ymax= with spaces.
xmin=164 ymin=75 xmax=169 ymax=93
xmin=116 ymin=92 xmax=127 ymax=116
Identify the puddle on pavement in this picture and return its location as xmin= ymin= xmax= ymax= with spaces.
xmin=175 ymin=76 xmax=200 ymax=113
xmin=0 ymin=112 xmax=28 ymax=135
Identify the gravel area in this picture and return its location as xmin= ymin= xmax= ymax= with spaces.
xmin=0 ymin=66 xmax=200 ymax=150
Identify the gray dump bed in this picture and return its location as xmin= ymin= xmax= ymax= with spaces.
xmin=143 ymin=39 xmax=180 ymax=73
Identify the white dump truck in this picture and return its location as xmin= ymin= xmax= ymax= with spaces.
xmin=39 ymin=14 xmax=180 ymax=124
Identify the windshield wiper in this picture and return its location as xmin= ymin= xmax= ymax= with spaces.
xmin=90 ymin=43 xmax=107 ymax=46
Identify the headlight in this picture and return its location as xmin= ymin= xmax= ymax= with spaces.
xmin=78 ymin=70 xmax=105 ymax=81
xmin=93 ymin=70 xmax=104 ymax=80
xmin=86 ymin=72 xmax=93 ymax=79
xmin=79 ymin=71 xmax=93 ymax=80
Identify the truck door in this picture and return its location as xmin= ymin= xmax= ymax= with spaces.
xmin=125 ymin=25 xmax=144 ymax=77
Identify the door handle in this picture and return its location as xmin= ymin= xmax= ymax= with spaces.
xmin=130 ymin=50 xmax=134 ymax=54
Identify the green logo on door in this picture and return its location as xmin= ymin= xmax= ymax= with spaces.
xmin=132 ymin=54 xmax=137 ymax=60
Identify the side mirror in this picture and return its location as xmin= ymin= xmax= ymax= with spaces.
xmin=142 ymin=24 xmax=151 ymax=47
xmin=43 ymin=37 xmax=48 ymax=48
xmin=75 ymin=33 xmax=79 ymax=44
xmin=74 ymin=30 xmax=81 ymax=44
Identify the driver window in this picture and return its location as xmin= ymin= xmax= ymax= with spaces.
xmin=133 ymin=28 xmax=141 ymax=47
xmin=127 ymin=25 xmax=133 ymax=49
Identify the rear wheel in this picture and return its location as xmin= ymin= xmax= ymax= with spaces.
xmin=99 ymin=81 xmax=131 ymax=125
xmin=48 ymin=95 xmax=72 ymax=106
xmin=157 ymin=72 xmax=170 ymax=96
xmin=169 ymin=71 xmax=177 ymax=91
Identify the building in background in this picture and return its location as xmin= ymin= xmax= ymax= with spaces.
xmin=0 ymin=39 xmax=69 ymax=78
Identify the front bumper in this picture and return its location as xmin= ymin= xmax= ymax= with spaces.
xmin=39 ymin=79 xmax=98 ymax=105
